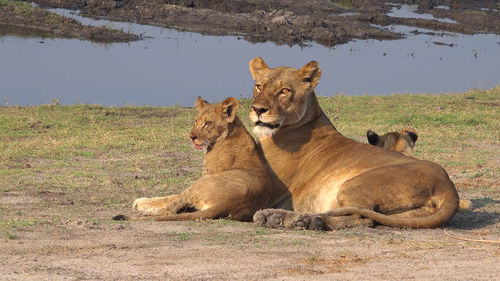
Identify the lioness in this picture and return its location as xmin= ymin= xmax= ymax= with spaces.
xmin=249 ymin=57 xmax=459 ymax=229
xmin=114 ymin=97 xmax=271 ymax=222
xmin=367 ymin=128 xmax=472 ymax=210
xmin=366 ymin=128 xmax=418 ymax=157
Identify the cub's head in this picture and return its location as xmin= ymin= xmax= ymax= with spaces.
xmin=249 ymin=57 xmax=322 ymax=137
xmin=189 ymin=96 xmax=239 ymax=150
xmin=366 ymin=128 xmax=418 ymax=157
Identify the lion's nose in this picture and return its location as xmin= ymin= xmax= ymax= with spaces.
xmin=189 ymin=133 xmax=197 ymax=141
xmin=252 ymin=106 xmax=268 ymax=116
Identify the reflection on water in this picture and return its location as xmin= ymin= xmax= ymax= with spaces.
xmin=387 ymin=4 xmax=457 ymax=24
xmin=0 ymin=8 xmax=499 ymax=106
xmin=435 ymin=5 xmax=450 ymax=10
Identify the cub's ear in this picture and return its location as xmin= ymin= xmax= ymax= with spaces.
xmin=298 ymin=60 xmax=322 ymax=88
xmin=221 ymin=97 xmax=239 ymax=123
xmin=404 ymin=130 xmax=418 ymax=143
xmin=366 ymin=130 xmax=379 ymax=146
xmin=195 ymin=96 xmax=208 ymax=110
xmin=249 ymin=57 xmax=269 ymax=81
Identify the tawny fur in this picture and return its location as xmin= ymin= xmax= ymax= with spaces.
xmin=366 ymin=128 xmax=418 ymax=157
xmin=366 ymin=129 xmax=472 ymax=211
xmin=114 ymin=97 xmax=271 ymax=222
xmin=249 ymin=57 xmax=459 ymax=229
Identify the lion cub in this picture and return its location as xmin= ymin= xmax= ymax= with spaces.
xmin=366 ymin=128 xmax=418 ymax=157
xmin=114 ymin=97 xmax=271 ymax=222
xmin=366 ymin=128 xmax=472 ymax=210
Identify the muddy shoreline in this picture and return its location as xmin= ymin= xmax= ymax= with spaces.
xmin=19 ymin=0 xmax=500 ymax=47
xmin=0 ymin=1 xmax=138 ymax=43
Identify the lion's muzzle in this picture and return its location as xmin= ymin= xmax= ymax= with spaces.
xmin=255 ymin=121 xmax=280 ymax=129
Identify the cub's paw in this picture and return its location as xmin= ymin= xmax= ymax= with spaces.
xmin=253 ymin=209 xmax=326 ymax=230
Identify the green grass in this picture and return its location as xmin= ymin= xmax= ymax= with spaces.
xmin=329 ymin=0 xmax=355 ymax=10
xmin=0 ymin=0 xmax=29 ymax=8
xmin=0 ymin=86 xmax=498 ymax=208
xmin=0 ymin=218 xmax=54 ymax=239
xmin=169 ymin=231 xmax=195 ymax=242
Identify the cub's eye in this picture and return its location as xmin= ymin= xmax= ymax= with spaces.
xmin=204 ymin=121 xmax=212 ymax=127
xmin=280 ymin=88 xmax=290 ymax=95
xmin=255 ymin=84 xmax=263 ymax=91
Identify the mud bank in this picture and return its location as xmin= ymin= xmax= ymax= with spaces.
xmin=0 ymin=1 xmax=138 ymax=42
xmin=25 ymin=0 xmax=500 ymax=47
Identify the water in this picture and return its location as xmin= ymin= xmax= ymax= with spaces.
xmin=0 ymin=8 xmax=499 ymax=106
xmin=435 ymin=6 xmax=450 ymax=10
xmin=387 ymin=4 xmax=457 ymax=24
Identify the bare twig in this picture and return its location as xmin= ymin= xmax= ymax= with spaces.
xmin=443 ymin=228 xmax=500 ymax=244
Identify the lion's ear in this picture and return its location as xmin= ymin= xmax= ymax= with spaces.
xmin=221 ymin=97 xmax=239 ymax=123
xmin=249 ymin=57 xmax=269 ymax=81
xmin=195 ymin=96 xmax=208 ymax=110
xmin=404 ymin=130 xmax=418 ymax=143
xmin=366 ymin=130 xmax=379 ymax=146
xmin=298 ymin=60 xmax=322 ymax=88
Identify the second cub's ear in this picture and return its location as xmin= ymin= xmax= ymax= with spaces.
xmin=366 ymin=130 xmax=379 ymax=145
xmin=249 ymin=57 xmax=269 ymax=81
xmin=221 ymin=97 xmax=239 ymax=123
xmin=298 ymin=60 xmax=322 ymax=88
xmin=405 ymin=131 xmax=418 ymax=143
xmin=195 ymin=96 xmax=208 ymax=110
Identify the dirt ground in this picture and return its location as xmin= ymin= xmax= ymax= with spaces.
xmin=1 ymin=94 xmax=499 ymax=280
xmin=0 ymin=187 xmax=498 ymax=280
xmin=25 ymin=0 xmax=500 ymax=47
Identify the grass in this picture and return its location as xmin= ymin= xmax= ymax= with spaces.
xmin=0 ymin=218 xmax=54 ymax=239
xmin=316 ymin=87 xmax=499 ymax=182
xmin=330 ymin=0 xmax=355 ymax=10
xmin=0 ymin=86 xmax=498 ymax=239
xmin=0 ymin=87 xmax=498 ymax=196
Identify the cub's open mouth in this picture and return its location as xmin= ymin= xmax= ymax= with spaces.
xmin=255 ymin=121 xmax=280 ymax=129
xmin=193 ymin=143 xmax=203 ymax=150
xmin=191 ymin=140 xmax=204 ymax=150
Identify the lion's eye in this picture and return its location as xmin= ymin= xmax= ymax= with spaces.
xmin=255 ymin=84 xmax=263 ymax=91
xmin=280 ymin=88 xmax=290 ymax=95
xmin=204 ymin=121 xmax=212 ymax=127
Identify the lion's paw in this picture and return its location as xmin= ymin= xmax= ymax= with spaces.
xmin=132 ymin=198 xmax=163 ymax=216
xmin=132 ymin=198 xmax=149 ymax=211
xmin=253 ymin=209 xmax=326 ymax=230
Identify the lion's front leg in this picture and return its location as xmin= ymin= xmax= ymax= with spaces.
xmin=133 ymin=194 xmax=181 ymax=216
xmin=253 ymin=209 xmax=327 ymax=230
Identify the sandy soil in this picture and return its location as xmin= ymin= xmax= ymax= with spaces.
xmin=0 ymin=162 xmax=498 ymax=280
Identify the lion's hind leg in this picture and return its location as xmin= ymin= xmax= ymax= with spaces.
xmin=133 ymin=194 xmax=182 ymax=216
xmin=253 ymin=209 xmax=374 ymax=230
xmin=253 ymin=209 xmax=328 ymax=230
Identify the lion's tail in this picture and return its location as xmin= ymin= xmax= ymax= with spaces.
xmin=325 ymin=185 xmax=459 ymax=229
xmin=112 ymin=207 xmax=224 ymax=222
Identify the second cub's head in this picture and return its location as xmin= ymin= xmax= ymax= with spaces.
xmin=189 ymin=97 xmax=239 ymax=150
xmin=366 ymin=128 xmax=418 ymax=157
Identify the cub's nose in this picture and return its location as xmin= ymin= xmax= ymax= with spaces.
xmin=189 ymin=133 xmax=197 ymax=141
xmin=252 ymin=106 xmax=268 ymax=116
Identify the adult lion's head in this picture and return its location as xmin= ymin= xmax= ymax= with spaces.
xmin=249 ymin=57 xmax=322 ymax=137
